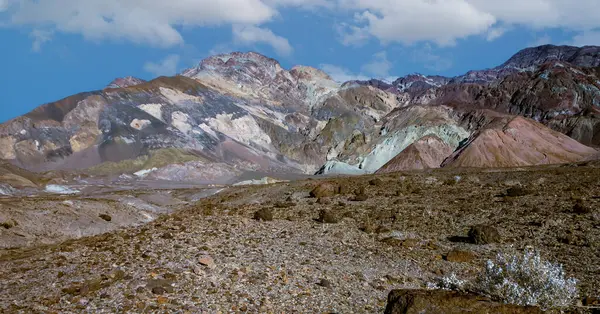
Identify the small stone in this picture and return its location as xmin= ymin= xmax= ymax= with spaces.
xmin=351 ymin=193 xmax=369 ymax=202
xmin=505 ymin=187 xmax=529 ymax=197
xmin=193 ymin=266 xmax=205 ymax=276
xmin=199 ymin=256 xmax=216 ymax=269
xmin=369 ymin=178 xmax=384 ymax=186
xmin=0 ymin=219 xmax=17 ymax=229
xmin=310 ymin=182 xmax=339 ymax=198
xmin=445 ymin=249 xmax=476 ymax=263
xmin=317 ymin=209 xmax=339 ymax=224
xmin=402 ymin=238 xmax=420 ymax=248
xmin=582 ymin=296 xmax=600 ymax=306
xmin=468 ymin=225 xmax=501 ymax=244
xmin=99 ymin=214 xmax=112 ymax=222
xmin=317 ymin=278 xmax=332 ymax=288
xmin=337 ymin=183 xmax=351 ymax=195
xmin=157 ymin=296 xmax=169 ymax=304
xmin=572 ymin=201 xmax=591 ymax=214
xmin=316 ymin=197 xmax=331 ymax=205
xmin=253 ymin=208 xmax=273 ymax=221
xmin=146 ymin=279 xmax=174 ymax=294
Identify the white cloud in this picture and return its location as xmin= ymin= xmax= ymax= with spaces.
xmin=569 ymin=31 xmax=600 ymax=47
xmin=360 ymin=51 xmax=392 ymax=78
xmin=2 ymin=0 xmax=302 ymax=48
xmin=336 ymin=0 xmax=600 ymax=47
xmin=3 ymin=0 xmax=600 ymax=53
xmin=335 ymin=21 xmax=371 ymax=46
xmin=486 ymin=26 xmax=510 ymax=41
xmin=30 ymin=29 xmax=53 ymax=52
xmin=337 ymin=0 xmax=496 ymax=46
xmin=232 ymin=24 xmax=293 ymax=56
xmin=144 ymin=54 xmax=180 ymax=77
xmin=319 ymin=64 xmax=369 ymax=83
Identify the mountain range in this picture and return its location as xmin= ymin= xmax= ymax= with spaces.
xmin=1 ymin=44 xmax=599 ymax=185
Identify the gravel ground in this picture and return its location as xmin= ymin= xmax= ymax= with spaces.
xmin=0 ymin=165 xmax=599 ymax=313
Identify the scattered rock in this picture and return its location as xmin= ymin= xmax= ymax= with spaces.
xmin=380 ymin=237 xmax=420 ymax=248
xmin=444 ymin=249 xmax=476 ymax=263
xmin=98 ymin=214 xmax=112 ymax=222
xmin=369 ymin=178 xmax=384 ymax=186
xmin=253 ymin=208 xmax=274 ymax=221
xmin=505 ymin=187 xmax=530 ymax=197
xmin=384 ymin=289 xmax=544 ymax=314
xmin=146 ymin=279 xmax=174 ymax=294
xmin=572 ymin=201 xmax=591 ymax=214
xmin=316 ymin=278 xmax=332 ymax=288
xmin=0 ymin=219 xmax=17 ymax=229
xmin=317 ymin=209 xmax=339 ymax=224
xmin=468 ymin=225 xmax=501 ymax=244
xmin=157 ymin=296 xmax=169 ymax=304
xmin=401 ymin=238 xmax=420 ymax=248
xmin=316 ymin=197 xmax=331 ymax=205
xmin=151 ymin=286 xmax=167 ymax=295
xmin=582 ymin=296 xmax=600 ymax=306
xmin=558 ymin=231 xmax=588 ymax=246
xmin=199 ymin=256 xmax=216 ymax=269
xmin=310 ymin=182 xmax=339 ymax=198
xmin=337 ymin=183 xmax=351 ymax=195
xmin=351 ymin=193 xmax=369 ymax=202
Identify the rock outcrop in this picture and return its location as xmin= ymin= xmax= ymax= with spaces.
xmin=384 ymin=289 xmax=544 ymax=314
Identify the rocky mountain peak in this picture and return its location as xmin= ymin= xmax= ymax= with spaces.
xmin=499 ymin=45 xmax=600 ymax=70
xmin=105 ymin=76 xmax=146 ymax=89
xmin=290 ymin=65 xmax=333 ymax=81
xmin=393 ymin=74 xmax=450 ymax=92
xmin=180 ymin=51 xmax=338 ymax=108
xmin=181 ymin=51 xmax=284 ymax=78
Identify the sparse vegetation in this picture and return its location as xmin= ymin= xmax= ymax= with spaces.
xmin=474 ymin=248 xmax=579 ymax=309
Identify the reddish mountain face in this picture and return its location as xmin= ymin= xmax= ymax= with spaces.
xmin=375 ymin=135 xmax=453 ymax=173
xmin=441 ymin=116 xmax=598 ymax=168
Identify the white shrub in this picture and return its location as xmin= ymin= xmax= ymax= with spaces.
xmin=428 ymin=273 xmax=467 ymax=291
xmin=475 ymin=248 xmax=578 ymax=309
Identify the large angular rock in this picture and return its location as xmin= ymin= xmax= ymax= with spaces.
xmin=384 ymin=289 xmax=544 ymax=314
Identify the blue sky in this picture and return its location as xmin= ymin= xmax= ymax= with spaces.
xmin=1 ymin=0 xmax=599 ymax=123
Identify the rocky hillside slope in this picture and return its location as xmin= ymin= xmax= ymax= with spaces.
xmin=0 ymin=46 xmax=599 ymax=182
